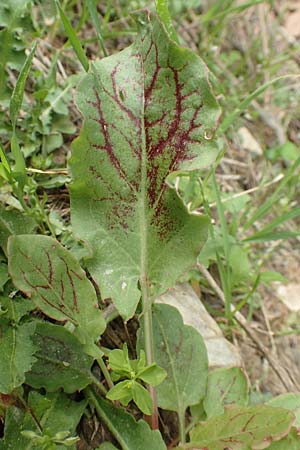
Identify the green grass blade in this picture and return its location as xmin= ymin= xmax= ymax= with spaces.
xmin=219 ymin=74 xmax=300 ymax=134
xmin=212 ymin=174 xmax=230 ymax=261
xmin=86 ymin=0 xmax=108 ymax=57
xmin=55 ymin=0 xmax=89 ymax=72
xmin=243 ymin=157 xmax=300 ymax=230
xmin=155 ymin=0 xmax=179 ymax=43
xmin=11 ymin=133 xmax=27 ymax=189
xmin=201 ymin=0 xmax=234 ymax=22
xmin=0 ymin=142 xmax=11 ymax=175
xmin=211 ymin=174 xmax=232 ymax=319
xmin=0 ymin=142 xmax=11 ymax=182
xmin=10 ymin=42 xmax=37 ymax=130
xmin=245 ymin=208 xmax=300 ymax=242
xmin=244 ymin=231 xmax=300 ymax=243
xmin=201 ymin=0 xmax=267 ymax=24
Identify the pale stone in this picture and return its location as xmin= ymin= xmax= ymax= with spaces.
xmin=276 ymin=283 xmax=300 ymax=312
xmin=237 ymin=127 xmax=263 ymax=155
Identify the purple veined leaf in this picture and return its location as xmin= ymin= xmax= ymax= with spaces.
xmin=70 ymin=12 xmax=221 ymax=319
xmin=8 ymin=235 xmax=105 ymax=356
xmin=187 ymin=405 xmax=295 ymax=450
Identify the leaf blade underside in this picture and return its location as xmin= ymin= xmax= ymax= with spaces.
xmin=70 ymin=13 xmax=221 ymax=319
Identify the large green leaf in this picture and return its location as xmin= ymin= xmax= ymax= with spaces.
xmin=86 ymin=389 xmax=167 ymax=450
xmin=25 ymin=322 xmax=94 ymax=393
xmin=139 ymin=303 xmax=208 ymax=418
xmin=0 ymin=319 xmax=36 ymax=394
xmin=70 ymin=13 xmax=220 ymax=319
xmin=8 ymin=235 xmax=105 ymax=355
xmin=187 ymin=405 xmax=295 ymax=450
xmin=0 ymin=391 xmax=86 ymax=450
xmin=204 ymin=367 xmax=249 ymax=418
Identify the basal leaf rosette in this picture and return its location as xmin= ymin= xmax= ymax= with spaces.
xmin=70 ymin=13 xmax=221 ymax=319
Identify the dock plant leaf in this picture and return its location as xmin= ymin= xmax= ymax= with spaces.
xmin=25 ymin=322 xmax=94 ymax=393
xmin=204 ymin=367 xmax=249 ymax=418
xmin=268 ymin=393 xmax=300 ymax=428
xmin=0 ymin=319 xmax=36 ymax=394
xmin=7 ymin=235 xmax=105 ymax=356
xmin=188 ymin=405 xmax=295 ymax=450
xmin=87 ymin=391 xmax=167 ymax=450
xmin=0 ymin=391 xmax=86 ymax=450
xmin=70 ymin=13 xmax=220 ymax=319
xmin=139 ymin=303 xmax=208 ymax=419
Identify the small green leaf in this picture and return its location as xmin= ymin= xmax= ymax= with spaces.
xmin=267 ymin=141 xmax=299 ymax=162
xmin=137 ymin=363 xmax=167 ymax=386
xmin=55 ymin=0 xmax=89 ymax=72
xmin=188 ymin=405 xmax=295 ymax=450
xmin=106 ymin=377 xmax=153 ymax=415
xmin=106 ymin=380 xmax=133 ymax=406
xmin=8 ymin=235 xmax=106 ymax=355
xmin=229 ymin=245 xmax=251 ymax=285
xmin=0 ymin=205 xmax=36 ymax=255
xmin=259 ymin=271 xmax=288 ymax=284
xmin=86 ymin=389 xmax=167 ymax=450
xmin=203 ymin=367 xmax=249 ymax=418
xmin=25 ymin=322 xmax=94 ymax=393
xmin=136 ymin=350 xmax=146 ymax=373
xmin=132 ymin=381 xmax=153 ymax=415
xmin=0 ymin=319 xmax=36 ymax=394
xmin=0 ymin=295 xmax=34 ymax=323
xmin=0 ymin=391 xmax=86 ymax=450
xmin=10 ymin=42 xmax=37 ymax=129
xmin=108 ymin=344 xmax=132 ymax=375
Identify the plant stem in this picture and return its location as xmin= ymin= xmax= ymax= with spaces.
xmin=141 ymin=276 xmax=159 ymax=429
xmin=91 ymin=375 xmax=107 ymax=395
xmin=85 ymin=387 xmax=129 ymax=450
xmin=97 ymin=357 xmax=114 ymax=389
xmin=178 ymin=410 xmax=186 ymax=445
xmin=140 ymin=88 xmax=158 ymax=429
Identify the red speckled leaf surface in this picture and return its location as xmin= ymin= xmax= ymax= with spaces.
xmin=70 ymin=12 xmax=221 ymax=319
